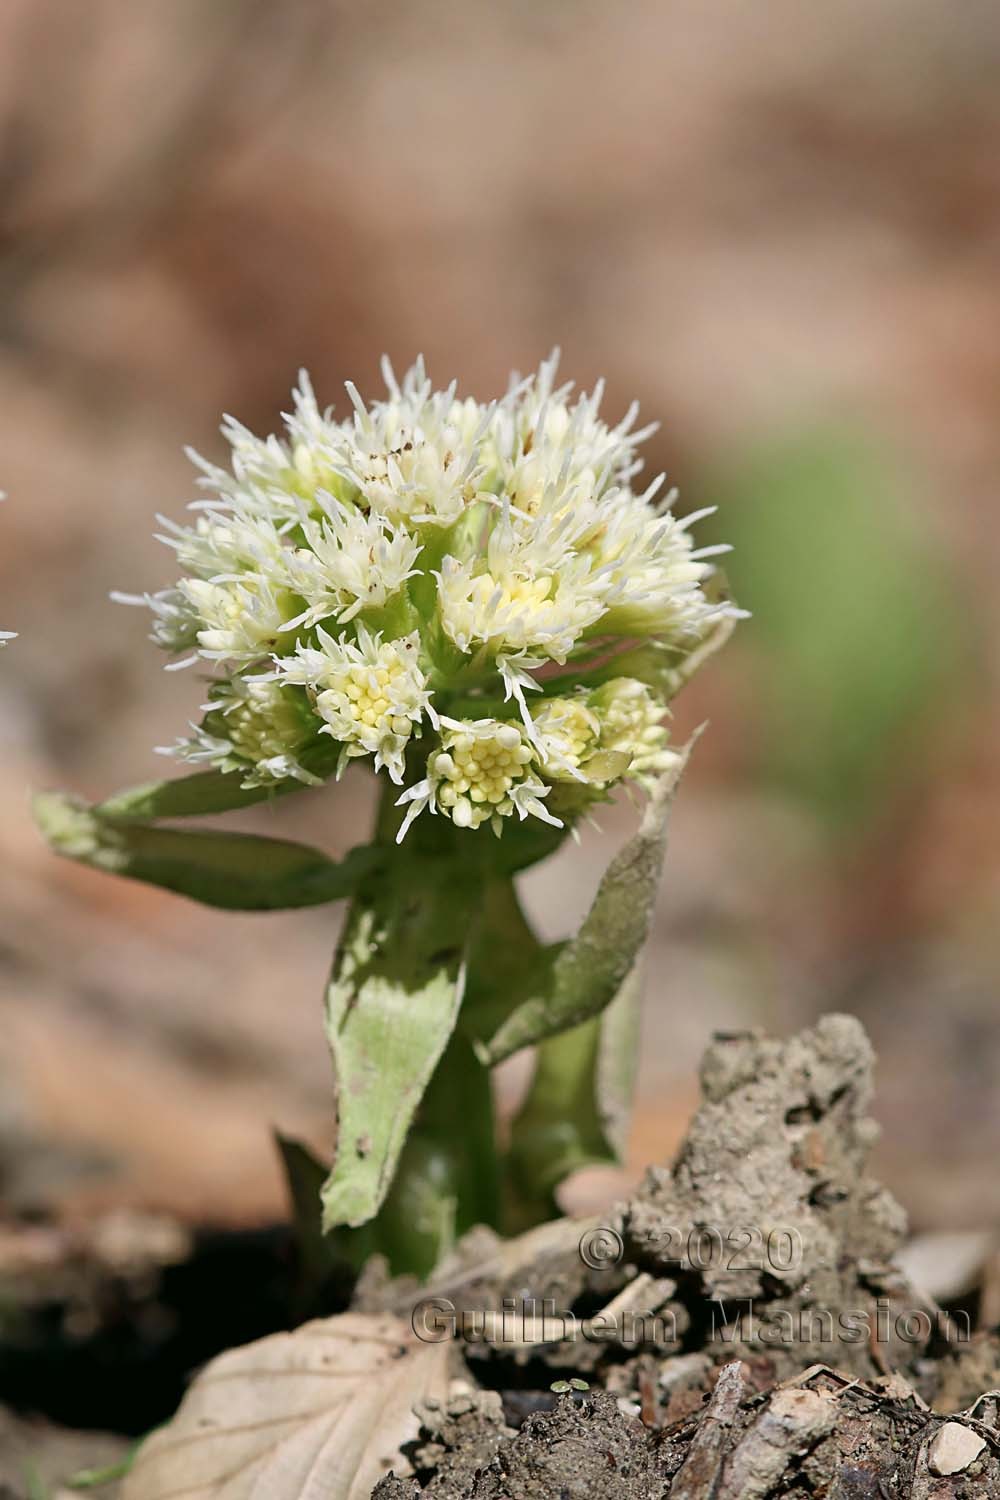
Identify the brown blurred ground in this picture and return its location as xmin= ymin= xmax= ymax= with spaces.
xmin=1 ymin=0 xmax=999 ymax=1234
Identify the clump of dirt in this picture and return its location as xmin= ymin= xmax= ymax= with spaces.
xmin=933 ymin=1331 xmax=1000 ymax=1415
xmin=622 ymin=1013 xmax=919 ymax=1379
xmin=411 ymin=1389 xmax=514 ymax=1495
xmin=659 ymin=1362 xmax=1000 ymax=1499
xmin=384 ymin=1014 xmax=929 ymax=1393
xmin=377 ymin=1363 xmax=1000 ymax=1498
xmin=370 ymin=1016 xmax=1000 ymax=1495
xmin=375 ymin=1389 xmax=660 ymax=1500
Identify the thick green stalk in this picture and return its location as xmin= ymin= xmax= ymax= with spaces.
xmin=372 ymin=1029 xmax=500 ymax=1277
xmin=319 ymin=777 xmax=503 ymax=1277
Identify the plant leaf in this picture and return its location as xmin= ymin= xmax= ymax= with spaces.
xmin=121 ymin=1312 xmax=450 ymax=1500
xmin=320 ymin=867 xmax=475 ymax=1234
xmin=98 ymin=770 xmax=291 ymax=820
xmin=34 ymin=791 xmax=379 ymax=910
xmin=364 ymin=1026 xmax=500 ymax=1277
xmin=97 ymin=744 xmax=340 ymax=821
xmin=476 ymin=740 xmax=695 ymax=1065
xmin=274 ymin=1132 xmax=348 ymax=1295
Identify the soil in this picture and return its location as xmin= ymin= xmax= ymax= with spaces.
xmin=6 ymin=1014 xmax=1000 ymax=1498
xmin=374 ymin=1369 xmax=1000 ymax=1499
xmin=0 ymin=1219 xmax=307 ymax=1436
xmin=368 ymin=1016 xmax=1000 ymax=1497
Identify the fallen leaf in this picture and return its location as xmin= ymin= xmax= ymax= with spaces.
xmin=122 ymin=1312 xmax=450 ymax=1500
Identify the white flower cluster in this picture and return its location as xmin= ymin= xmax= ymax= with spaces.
xmin=123 ymin=354 xmax=740 ymax=836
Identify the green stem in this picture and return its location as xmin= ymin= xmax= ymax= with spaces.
xmin=319 ymin=775 xmax=573 ymax=1277
xmin=326 ymin=778 xmax=502 ymax=1278
xmin=374 ymin=1029 xmax=500 ymax=1277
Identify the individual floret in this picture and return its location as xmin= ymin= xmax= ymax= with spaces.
xmin=591 ymin=677 xmax=680 ymax=783
xmin=276 ymin=625 xmax=432 ymax=783
xmin=395 ymin=717 xmax=561 ymax=839
xmin=164 ymin=675 xmax=323 ymax=787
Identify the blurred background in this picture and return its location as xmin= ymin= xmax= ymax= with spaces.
xmin=1 ymin=0 xmax=998 ymax=1241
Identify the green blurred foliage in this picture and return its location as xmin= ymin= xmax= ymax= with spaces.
xmin=706 ymin=430 xmax=973 ymax=831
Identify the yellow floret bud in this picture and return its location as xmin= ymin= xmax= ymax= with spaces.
xmin=428 ymin=720 xmax=537 ymax=830
xmin=590 ymin=677 xmax=677 ymax=781
xmin=532 ymin=696 xmax=601 ymax=781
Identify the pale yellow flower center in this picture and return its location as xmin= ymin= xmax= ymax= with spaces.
xmin=226 ymin=687 xmax=302 ymax=762
xmin=534 ymin=698 xmax=600 ymax=778
xmin=472 ymin=572 xmax=555 ymax=617
xmin=600 ymin=686 xmax=649 ymax=747
xmin=431 ymin=725 xmax=533 ymax=826
xmin=324 ymin=661 xmax=412 ymax=737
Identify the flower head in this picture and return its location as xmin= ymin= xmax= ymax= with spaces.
xmin=165 ymin=675 xmax=322 ymax=787
xmin=591 ymin=677 xmax=681 ymax=784
xmin=276 ymin=625 xmax=431 ymax=783
xmin=279 ymin=502 xmax=421 ymax=630
xmin=533 ymin=696 xmax=601 ymax=781
xmin=396 ymin=716 xmax=559 ymax=839
xmin=125 ymin=354 xmax=740 ymax=819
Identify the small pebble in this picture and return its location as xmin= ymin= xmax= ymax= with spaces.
xmin=928 ymin=1422 xmax=986 ymax=1476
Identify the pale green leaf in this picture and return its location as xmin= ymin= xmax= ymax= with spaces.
xmin=320 ymin=870 xmax=474 ymax=1233
xmin=477 ymin=740 xmax=695 ymax=1064
xmin=97 ymin=743 xmax=339 ymax=821
xmin=98 ymin=770 xmax=287 ymax=820
xmin=34 ymin=791 xmax=377 ymax=910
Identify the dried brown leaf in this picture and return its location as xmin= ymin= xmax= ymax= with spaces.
xmin=122 ymin=1312 xmax=450 ymax=1500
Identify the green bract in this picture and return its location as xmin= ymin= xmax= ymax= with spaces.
xmin=37 ymin=354 xmax=738 ymax=1275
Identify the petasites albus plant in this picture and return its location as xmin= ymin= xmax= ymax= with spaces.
xmin=36 ymin=354 xmax=741 ymax=1275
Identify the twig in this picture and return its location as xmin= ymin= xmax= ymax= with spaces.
xmin=714 ymin=1386 xmax=838 ymax=1500
xmin=668 ymin=1360 xmax=747 ymax=1500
